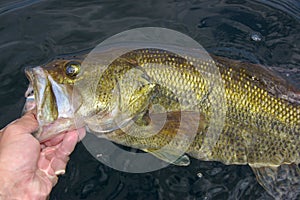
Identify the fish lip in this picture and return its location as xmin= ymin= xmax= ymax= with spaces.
xmin=25 ymin=66 xmax=51 ymax=139
xmin=24 ymin=66 xmax=42 ymax=114
xmin=23 ymin=81 xmax=36 ymax=113
xmin=25 ymin=66 xmax=80 ymax=141
xmin=25 ymin=66 xmax=50 ymax=119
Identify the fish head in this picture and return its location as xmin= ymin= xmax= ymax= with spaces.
xmin=24 ymin=58 xmax=84 ymax=141
xmin=24 ymin=55 xmax=136 ymax=141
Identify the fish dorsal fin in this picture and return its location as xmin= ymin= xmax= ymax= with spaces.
xmin=250 ymin=163 xmax=300 ymax=200
xmin=212 ymin=55 xmax=300 ymax=104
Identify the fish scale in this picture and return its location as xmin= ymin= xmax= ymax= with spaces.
xmin=94 ymin=49 xmax=300 ymax=167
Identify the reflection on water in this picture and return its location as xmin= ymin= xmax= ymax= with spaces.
xmin=0 ymin=0 xmax=299 ymax=199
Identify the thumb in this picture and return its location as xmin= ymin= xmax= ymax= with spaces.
xmin=1 ymin=112 xmax=38 ymax=137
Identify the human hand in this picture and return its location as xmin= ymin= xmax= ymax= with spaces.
xmin=0 ymin=112 xmax=85 ymax=200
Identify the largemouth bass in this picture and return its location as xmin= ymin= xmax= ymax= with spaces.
xmin=25 ymin=48 xmax=300 ymax=199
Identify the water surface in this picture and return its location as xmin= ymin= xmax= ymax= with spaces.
xmin=0 ymin=0 xmax=299 ymax=199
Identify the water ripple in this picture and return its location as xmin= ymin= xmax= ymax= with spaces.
xmin=0 ymin=0 xmax=299 ymax=199
xmin=0 ymin=0 xmax=45 ymax=16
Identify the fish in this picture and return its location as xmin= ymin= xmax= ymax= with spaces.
xmin=24 ymin=48 xmax=300 ymax=199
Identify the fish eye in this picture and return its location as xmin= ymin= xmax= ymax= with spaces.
xmin=65 ymin=61 xmax=81 ymax=78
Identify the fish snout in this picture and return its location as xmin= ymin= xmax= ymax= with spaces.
xmin=24 ymin=67 xmax=77 ymax=141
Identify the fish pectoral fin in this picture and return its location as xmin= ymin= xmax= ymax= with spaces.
xmin=113 ymin=66 xmax=157 ymax=119
xmin=126 ymin=83 xmax=157 ymax=113
xmin=143 ymin=148 xmax=190 ymax=166
xmin=250 ymin=163 xmax=300 ymax=200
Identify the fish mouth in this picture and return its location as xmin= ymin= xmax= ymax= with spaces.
xmin=24 ymin=67 xmax=78 ymax=142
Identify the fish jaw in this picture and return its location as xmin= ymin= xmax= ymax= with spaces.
xmin=25 ymin=67 xmax=78 ymax=142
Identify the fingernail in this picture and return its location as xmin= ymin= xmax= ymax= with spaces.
xmin=55 ymin=169 xmax=66 ymax=175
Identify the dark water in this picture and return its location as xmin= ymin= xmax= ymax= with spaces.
xmin=0 ymin=0 xmax=299 ymax=199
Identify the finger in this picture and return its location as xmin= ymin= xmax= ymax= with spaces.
xmin=42 ymin=133 xmax=65 ymax=147
xmin=77 ymin=127 xmax=86 ymax=141
xmin=42 ymin=128 xmax=86 ymax=147
xmin=2 ymin=112 xmax=38 ymax=136
xmin=37 ymin=155 xmax=58 ymax=186
xmin=41 ymin=148 xmax=69 ymax=176
xmin=57 ymin=130 xmax=81 ymax=157
xmin=42 ymin=130 xmax=81 ymax=161
xmin=52 ymin=157 xmax=69 ymax=175
xmin=18 ymin=111 xmax=38 ymax=133
xmin=38 ymin=151 xmax=56 ymax=176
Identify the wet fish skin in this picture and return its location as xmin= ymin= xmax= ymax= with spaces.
xmin=24 ymin=48 xmax=300 ymax=199
xmin=88 ymin=49 xmax=300 ymax=167
xmin=98 ymin=49 xmax=300 ymax=199
xmin=26 ymin=48 xmax=300 ymax=167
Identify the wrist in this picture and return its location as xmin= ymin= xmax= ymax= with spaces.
xmin=0 ymin=170 xmax=48 ymax=200
xmin=0 ymin=170 xmax=22 ymax=200
xmin=0 ymin=173 xmax=18 ymax=199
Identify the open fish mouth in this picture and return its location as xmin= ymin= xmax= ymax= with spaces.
xmin=24 ymin=67 xmax=77 ymax=142
xmin=24 ymin=83 xmax=36 ymax=112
